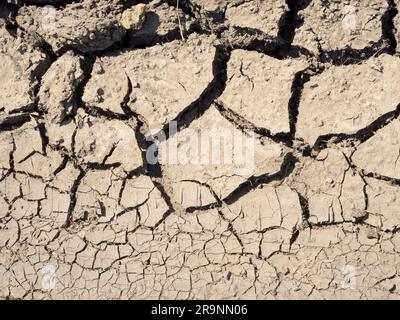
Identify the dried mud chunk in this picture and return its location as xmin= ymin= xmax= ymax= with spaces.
xmin=11 ymin=121 xmax=43 ymax=165
xmin=46 ymin=120 xmax=76 ymax=151
xmin=73 ymin=169 xmax=123 ymax=222
xmin=0 ymin=218 xmax=19 ymax=247
xmin=137 ymin=187 xmax=169 ymax=227
xmin=0 ymin=28 xmax=50 ymax=114
xmin=121 ymin=175 xmax=169 ymax=227
xmin=196 ymin=209 xmax=229 ymax=233
xmin=365 ymin=178 xmax=400 ymax=231
xmin=50 ymin=161 xmax=80 ymax=192
xmin=296 ymin=227 xmax=345 ymax=249
xmin=59 ymin=234 xmax=86 ymax=263
xmin=161 ymin=209 xmax=224 ymax=235
xmin=220 ymin=50 xmax=308 ymax=135
xmin=203 ymin=238 xmax=228 ymax=264
xmin=0 ymin=174 xmax=21 ymax=201
xmin=238 ymin=233 xmax=260 ymax=255
xmin=88 ymin=35 xmax=215 ymax=130
xmin=340 ymin=170 xmax=367 ymax=222
xmin=76 ymin=244 xmax=97 ymax=268
xmin=126 ymin=228 xmax=153 ymax=251
xmin=15 ymin=149 xmax=63 ymax=180
xmin=111 ymin=210 xmax=138 ymax=233
xmin=74 ymin=117 xmax=142 ymax=172
xmin=83 ymin=66 xmax=130 ymax=115
xmin=171 ymin=181 xmax=215 ymax=209
xmin=352 ymin=119 xmax=400 ymax=179
xmin=9 ymin=120 xmax=60 ymax=179
xmin=293 ymin=0 xmax=388 ymax=54
xmin=0 ymin=197 xmax=9 ymax=219
xmin=16 ymin=0 xmax=127 ymax=53
xmin=131 ymin=1 xmax=195 ymax=46
xmin=160 ymin=105 xmax=285 ymax=201
xmin=39 ymin=51 xmax=84 ymax=123
xmin=225 ymin=0 xmax=286 ymax=37
xmin=93 ymin=245 xmax=120 ymax=269
xmin=222 ymin=185 xmax=302 ymax=233
xmin=288 ymin=148 xmax=365 ymax=224
xmin=120 ymin=3 xmax=146 ymax=30
xmin=84 ymin=224 xmax=117 ymax=245
xmin=40 ymin=188 xmax=70 ymax=227
xmin=261 ymin=229 xmax=293 ymax=257
xmin=297 ymin=54 xmax=400 ymax=145
xmin=0 ymin=132 xmax=13 ymax=170
xmin=16 ymin=174 xmax=46 ymax=201
xmin=120 ymin=175 xmax=155 ymax=208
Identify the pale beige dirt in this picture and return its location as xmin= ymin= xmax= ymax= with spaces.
xmin=297 ymin=54 xmax=400 ymax=145
xmin=293 ymin=0 xmax=389 ymax=54
xmin=220 ymin=50 xmax=308 ymax=135
xmin=225 ymin=0 xmax=287 ymax=37
xmin=1 ymin=0 xmax=400 ymax=300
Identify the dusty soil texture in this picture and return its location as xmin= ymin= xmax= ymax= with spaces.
xmin=1 ymin=0 xmax=400 ymax=300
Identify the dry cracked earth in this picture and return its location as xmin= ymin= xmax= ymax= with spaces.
xmin=1 ymin=0 xmax=400 ymax=300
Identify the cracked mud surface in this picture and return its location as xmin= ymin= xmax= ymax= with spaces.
xmin=1 ymin=0 xmax=400 ymax=300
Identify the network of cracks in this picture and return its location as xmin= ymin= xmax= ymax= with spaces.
xmin=1 ymin=0 xmax=400 ymax=299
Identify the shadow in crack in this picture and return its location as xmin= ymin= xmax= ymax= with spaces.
xmin=152 ymin=44 xmax=231 ymax=141
xmin=313 ymin=104 xmax=400 ymax=151
xmin=319 ymin=0 xmax=398 ymax=65
xmin=186 ymin=153 xmax=299 ymax=212
xmin=278 ymin=0 xmax=312 ymax=47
